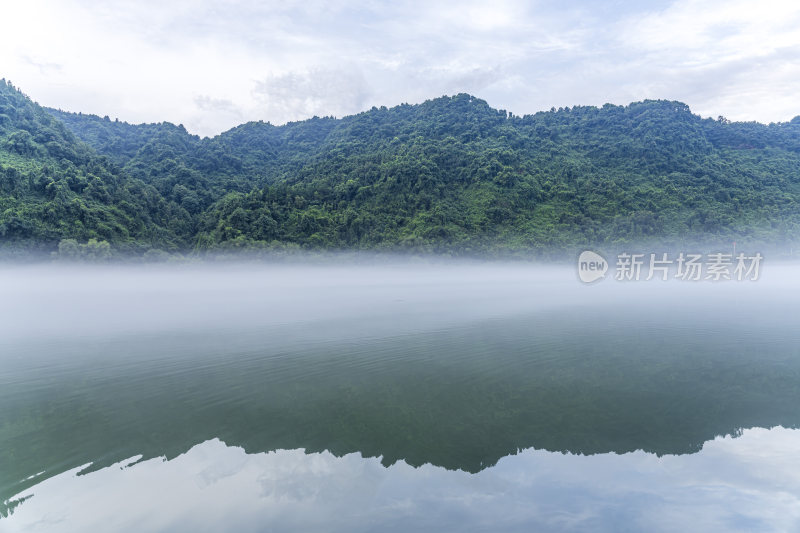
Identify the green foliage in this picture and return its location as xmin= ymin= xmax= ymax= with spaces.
xmin=190 ymin=96 xmax=800 ymax=254
xmin=0 ymin=79 xmax=185 ymax=254
xmin=2 ymin=78 xmax=799 ymax=257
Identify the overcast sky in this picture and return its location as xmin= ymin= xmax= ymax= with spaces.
xmin=2 ymin=0 xmax=799 ymax=137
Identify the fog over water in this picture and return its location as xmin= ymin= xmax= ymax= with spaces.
xmin=2 ymin=259 xmax=799 ymax=531
xmin=0 ymin=259 xmax=790 ymax=344
xmin=2 ymin=261 xmax=577 ymax=344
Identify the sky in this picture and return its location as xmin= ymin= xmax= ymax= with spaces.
xmin=1 ymin=0 xmax=799 ymax=137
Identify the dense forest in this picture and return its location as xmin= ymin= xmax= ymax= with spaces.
xmin=2 ymin=79 xmax=800 ymax=259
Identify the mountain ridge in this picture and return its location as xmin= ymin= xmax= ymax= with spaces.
xmin=1 ymin=79 xmax=799 ymax=258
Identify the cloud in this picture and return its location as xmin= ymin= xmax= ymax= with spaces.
xmin=252 ymin=66 xmax=372 ymax=123
xmin=191 ymin=96 xmax=245 ymax=135
xmin=0 ymin=0 xmax=798 ymax=136
xmin=605 ymin=0 xmax=800 ymax=122
xmin=20 ymin=56 xmax=63 ymax=76
xmin=194 ymin=95 xmax=240 ymax=114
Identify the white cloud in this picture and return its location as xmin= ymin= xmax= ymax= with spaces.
xmin=610 ymin=0 xmax=800 ymax=122
xmin=252 ymin=66 xmax=372 ymax=123
xmin=1 ymin=0 xmax=798 ymax=136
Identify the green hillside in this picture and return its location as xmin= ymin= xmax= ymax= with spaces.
xmin=195 ymin=98 xmax=800 ymax=254
xmin=3 ymin=78 xmax=799 ymax=258
xmin=0 ymin=80 xmax=187 ymax=256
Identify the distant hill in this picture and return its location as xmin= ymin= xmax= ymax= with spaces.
xmin=2 ymin=78 xmax=799 ymax=257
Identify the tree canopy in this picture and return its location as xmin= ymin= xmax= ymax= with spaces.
xmin=1 ymin=79 xmax=798 ymax=258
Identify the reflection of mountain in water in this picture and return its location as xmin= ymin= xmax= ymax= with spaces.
xmin=7 ymin=428 xmax=800 ymax=531
xmin=2 ymin=265 xmax=800 ymax=509
xmin=4 ymin=307 xmax=800 ymax=504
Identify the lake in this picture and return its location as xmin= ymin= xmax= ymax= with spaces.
xmin=1 ymin=260 xmax=799 ymax=531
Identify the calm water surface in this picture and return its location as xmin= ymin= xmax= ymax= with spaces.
xmin=1 ymin=261 xmax=799 ymax=531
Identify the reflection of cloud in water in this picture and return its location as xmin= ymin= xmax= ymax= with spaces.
xmin=5 ymin=427 xmax=800 ymax=532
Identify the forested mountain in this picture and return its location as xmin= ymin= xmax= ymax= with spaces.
xmin=2 ymin=78 xmax=800 ymax=258
xmin=0 ymin=80 xmax=186 ymax=255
